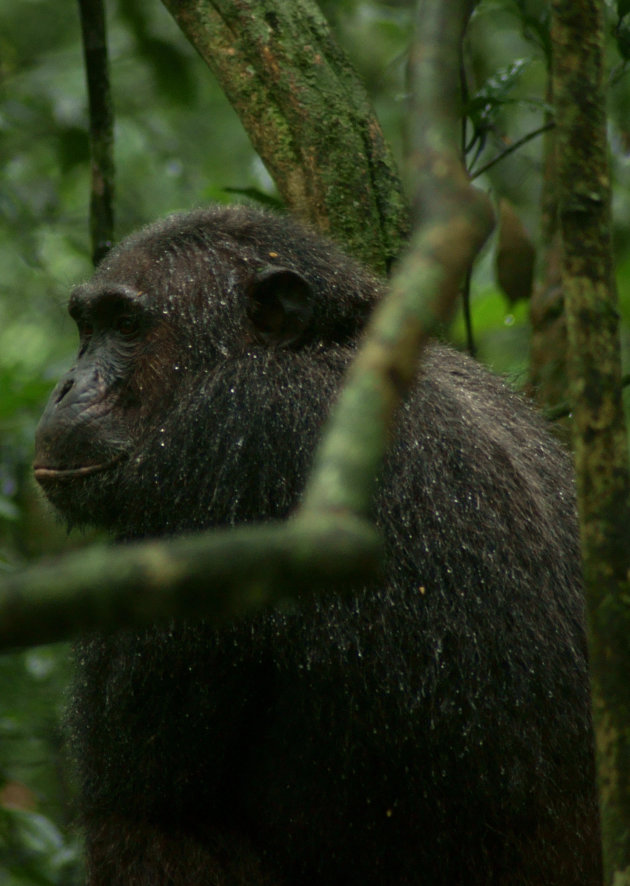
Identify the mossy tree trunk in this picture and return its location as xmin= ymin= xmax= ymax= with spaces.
xmin=552 ymin=1 xmax=630 ymax=880
xmin=161 ymin=0 xmax=409 ymax=273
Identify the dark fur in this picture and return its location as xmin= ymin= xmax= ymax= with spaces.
xmin=35 ymin=205 xmax=601 ymax=885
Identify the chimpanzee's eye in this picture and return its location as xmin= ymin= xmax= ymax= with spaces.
xmin=114 ymin=315 xmax=140 ymax=337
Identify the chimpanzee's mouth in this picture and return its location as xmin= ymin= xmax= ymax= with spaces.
xmin=33 ymin=452 xmax=128 ymax=482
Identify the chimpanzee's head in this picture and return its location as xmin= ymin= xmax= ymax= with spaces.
xmin=34 ymin=206 xmax=380 ymax=536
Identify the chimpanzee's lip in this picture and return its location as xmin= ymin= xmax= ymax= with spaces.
xmin=33 ymin=452 xmax=128 ymax=481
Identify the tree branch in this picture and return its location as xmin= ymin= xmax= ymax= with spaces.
xmin=0 ymin=517 xmax=380 ymax=651
xmin=77 ymin=0 xmax=115 ymax=265
xmin=299 ymin=0 xmax=494 ymax=518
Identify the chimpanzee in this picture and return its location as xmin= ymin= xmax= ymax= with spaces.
xmin=34 ymin=204 xmax=601 ymax=885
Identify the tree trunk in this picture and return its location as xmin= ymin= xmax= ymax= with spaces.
xmin=161 ymin=0 xmax=409 ymax=272
xmin=552 ymin=1 xmax=630 ymax=880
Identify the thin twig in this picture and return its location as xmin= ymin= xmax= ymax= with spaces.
xmin=77 ymin=0 xmax=115 ymax=265
xmin=471 ymin=120 xmax=555 ymax=179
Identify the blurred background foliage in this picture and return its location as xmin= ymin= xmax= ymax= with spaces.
xmin=1 ymin=0 xmax=629 ymax=882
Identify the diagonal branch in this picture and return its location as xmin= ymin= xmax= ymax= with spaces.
xmin=299 ymin=0 xmax=493 ymax=519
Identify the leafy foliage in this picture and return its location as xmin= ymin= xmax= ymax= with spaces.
xmin=0 ymin=806 xmax=83 ymax=886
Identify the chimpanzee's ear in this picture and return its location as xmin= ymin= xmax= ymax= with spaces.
xmin=246 ymin=267 xmax=314 ymax=347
